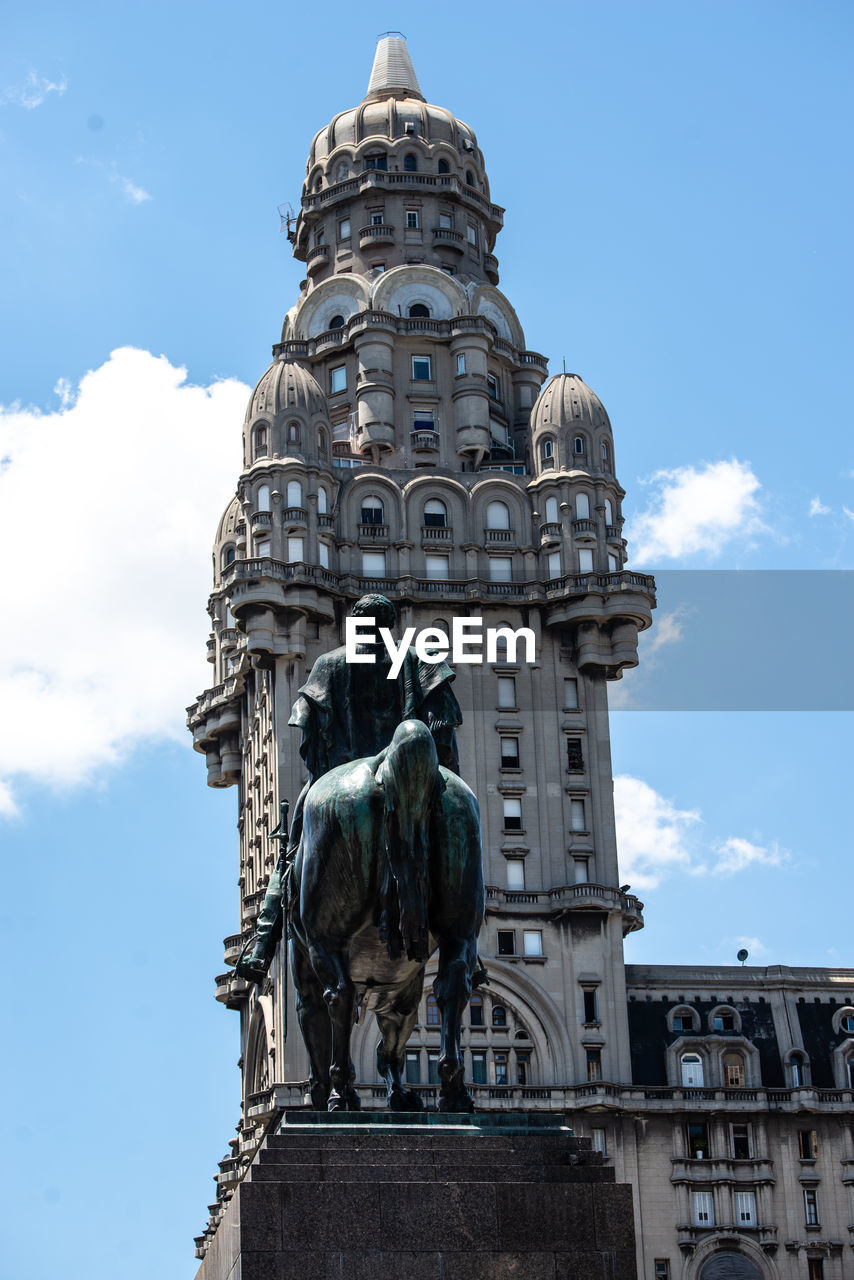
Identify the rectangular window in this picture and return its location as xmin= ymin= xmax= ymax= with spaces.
xmin=286 ymin=536 xmax=304 ymax=563
xmin=413 ymin=409 xmax=435 ymax=428
xmin=674 ymin=1014 xmax=694 ymax=1032
xmin=439 ymin=211 xmax=452 ymax=228
xmin=804 ymin=1188 xmax=819 ymax=1226
xmin=370 ymin=210 xmax=385 ymax=225
xmin=467 ymin=222 xmax=478 ymax=245
xmin=714 ymin=1012 xmax=736 ymax=1032
xmin=798 ymin=1129 xmax=818 ymax=1160
xmin=338 ymin=217 xmax=351 ymax=240
xmin=573 ymin=857 xmax=589 ymax=884
xmin=691 ymin=1191 xmax=714 ymax=1226
xmin=314 ymin=228 xmax=325 ymax=245
xmin=523 ymin=930 xmax=543 ymax=957
xmin=424 ymin=554 xmax=450 ymax=580
xmin=686 ymin=1120 xmax=709 ymax=1159
xmin=456 ymin=353 xmax=466 ymax=375
xmin=411 ymin=355 xmax=432 ymax=381
xmin=503 ymin=798 xmax=522 ymax=831
xmin=405 ymin=209 xmax=420 ymax=229
xmin=489 ymin=556 xmax=513 ymax=582
xmin=404 ymin=1051 xmax=421 ymax=1085
xmin=506 ymin=859 xmax=525 ymax=890
xmin=808 ymin=1260 xmax=824 ymax=1280
xmin=256 ymin=540 xmax=271 ymax=559
xmin=497 ymin=676 xmax=516 ymax=708
xmin=591 ymin=1128 xmax=607 ymax=1156
xmin=487 ymin=373 xmax=499 ymax=399
xmin=578 ymin=548 xmax=594 ymax=573
xmin=471 ymin=1051 xmax=486 ymax=1084
xmin=654 ymin=1264 xmax=670 ymax=1280
xmin=570 ymin=798 xmax=586 ymax=831
xmin=567 ymin=738 xmax=584 ymax=771
xmin=586 ymin=1049 xmax=602 ymax=1082
xmin=500 ymin=736 xmax=520 ymax=768
xmin=516 ymin=1052 xmax=530 ymax=1085
xmin=361 ymin=551 xmax=386 ymax=577
xmin=564 ymin=677 xmax=579 ymax=709
xmin=548 ymin=551 xmax=562 ymax=578
xmin=330 ymin=365 xmax=346 ymax=394
xmin=731 ymin=1123 xmax=752 ymax=1159
xmin=470 ymin=998 xmax=484 ymax=1027
xmin=494 ymin=1052 xmax=508 ymax=1086
xmin=607 ymin=553 xmax=619 ymax=572
xmin=497 ymin=930 xmax=516 ymax=956
xmin=734 ymin=1191 xmax=756 ymax=1226
xmin=318 ymin=542 xmax=329 ymax=569
xmin=427 ymin=1052 xmax=440 ymax=1085
xmin=583 ymin=989 xmax=598 ymax=1024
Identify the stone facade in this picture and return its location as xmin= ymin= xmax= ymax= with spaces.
xmin=187 ymin=35 xmax=854 ymax=1280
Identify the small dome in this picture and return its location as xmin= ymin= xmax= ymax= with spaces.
xmin=530 ymin=373 xmax=611 ymax=434
xmin=215 ymin=495 xmax=241 ymax=548
xmin=245 ymin=361 xmax=328 ymax=423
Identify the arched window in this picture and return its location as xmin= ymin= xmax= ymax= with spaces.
xmin=681 ymin=1052 xmax=704 ymax=1087
xmin=257 ymin=484 xmax=271 ymax=513
xmin=287 ymin=422 xmax=300 ymax=443
xmin=492 ymin=1004 xmax=507 ymax=1028
xmin=317 ymin=486 xmax=328 ymax=515
xmin=465 ymin=168 xmax=474 ymax=186
xmin=604 ymin=498 xmax=614 ymax=524
xmin=722 ymin=1051 xmax=746 ymax=1087
xmin=403 ymin=152 xmax=418 ymax=172
xmin=575 ymin=493 xmax=590 ymax=520
xmin=363 ymin=151 xmax=387 ymax=171
xmin=360 ymin=495 xmax=384 ymax=525
xmin=426 ymin=994 xmax=440 ymax=1026
xmin=789 ymin=1051 xmax=807 ymax=1086
xmin=254 ymin=424 xmax=268 ymax=458
xmin=574 ymin=436 xmax=585 ymax=455
xmin=601 ymin=439 xmax=611 ymax=464
xmin=541 ymin=438 xmax=553 ymax=463
xmin=437 ymin=158 xmax=450 ymax=174
xmin=222 ymin=546 xmax=236 ymax=568
xmin=328 ymin=314 xmax=345 ymax=329
xmin=485 ymin=500 xmax=510 ymax=530
xmin=408 ymin=303 xmax=430 ymax=318
xmin=335 ymin=160 xmax=349 ymax=182
xmin=286 ymin=479 xmax=302 ymax=508
xmin=699 ymin=1253 xmax=761 ymax=1280
xmin=317 ymin=428 xmax=328 ymax=456
xmin=424 ymin=499 xmax=447 ymax=527
xmin=839 ymin=1008 xmax=854 ymax=1033
xmin=469 ymin=994 xmax=484 ymax=1027
xmin=545 ymin=496 xmax=559 ymax=523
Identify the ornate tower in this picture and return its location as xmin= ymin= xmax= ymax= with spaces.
xmin=187 ymin=32 xmax=655 ymax=1244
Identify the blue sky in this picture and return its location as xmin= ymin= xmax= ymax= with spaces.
xmin=1 ymin=3 xmax=852 ymax=1277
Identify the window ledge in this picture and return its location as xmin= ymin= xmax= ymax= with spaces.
xmin=523 ymin=955 xmax=547 ymax=964
xmin=503 ymin=827 xmax=526 ymax=836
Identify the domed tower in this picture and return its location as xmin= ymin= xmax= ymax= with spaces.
xmin=187 ymin=35 xmax=656 ymax=1252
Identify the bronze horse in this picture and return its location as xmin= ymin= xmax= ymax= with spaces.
xmin=289 ymin=719 xmax=484 ymax=1112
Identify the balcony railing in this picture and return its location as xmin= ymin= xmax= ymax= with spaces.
xmin=421 ymin=525 xmax=452 ymax=540
xmin=282 ymin=506 xmax=307 ymax=524
xmin=357 ymin=522 xmax=389 ymax=541
xmin=484 ymin=528 xmax=514 ymax=543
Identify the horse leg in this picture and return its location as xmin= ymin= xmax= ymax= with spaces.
xmin=434 ymin=937 xmax=477 ymax=1113
xmin=289 ymin=938 xmax=331 ymax=1111
xmin=375 ymin=969 xmax=425 ymax=1112
xmin=309 ymin=942 xmax=361 ymax=1112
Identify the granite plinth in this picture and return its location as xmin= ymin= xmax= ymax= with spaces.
xmin=195 ymin=1113 xmax=637 ymax=1280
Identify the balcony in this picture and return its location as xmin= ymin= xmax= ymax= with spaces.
xmin=219 ymin=628 xmax=238 ymax=652
xmin=485 ymin=881 xmax=645 ymax=935
xmin=223 ymin=932 xmax=252 ymax=967
xmin=431 ymin=226 xmax=464 ymax=252
xmin=282 ymin=506 xmax=307 ymax=526
xmin=214 ymin=970 xmax=250 ymax=1009
xmin=421 ymin=524 xmax=453 ymax=541
xmin=484 ymin=252 xmax=500 ymax=284
xmin=606 ymin=524 xmax=623 ymax=540
xmin=484 ymin=528 xmax=515 ymax=544
xmin=411 ymin=429 xmax=440 ymax=452
xmin=318 ymin=513 xmax=335 ymax=529
xmin=572 ymin=518 xmax=597 ymax=538
xmin=359 ymin=223 xmax=395 ymax=248
xmin=540 ymin=522 xmax=561 ymax=546
xmin=305 ymin=244 xmax=329 ymax=276
xmin=249 ymin=510 xmax=272 ymax=535
xmin=357 ymin=522 xmax=389 ymax=543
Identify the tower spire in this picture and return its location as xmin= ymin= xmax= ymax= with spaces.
xmin=365 ymin=32 xmax=424 ymax=100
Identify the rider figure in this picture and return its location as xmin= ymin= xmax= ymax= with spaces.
xmin=236 ymin=594 xmax=461 ymax=982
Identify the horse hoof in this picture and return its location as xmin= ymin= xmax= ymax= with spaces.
xmin=344 ymin=1088 xmax=362 ymax=1112
xmin=389 ymin=1088 xmax=424 ymax=1113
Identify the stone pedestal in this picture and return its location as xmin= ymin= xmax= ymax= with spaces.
xmin=195 ymin=1113 xmax=637 ymax=1280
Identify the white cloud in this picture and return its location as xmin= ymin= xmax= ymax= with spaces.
xmin=627 ymin=459 xmax=764 ymax=564
xmin=727 ymin=935 xmax=768 ymax=960
xmin=711 ymin=836 xmax=788 ymax=876
xmin=75 ymin=157 xmax=152 ymax=205
xmin=642 ymin=604 xmax=692 ymax=658
xmin=0 ymin=348 xmax=248 ymax=809
xmin=613 ymin=775 xmax=701 ymax=889
xmin=1 ymin=71 xmax=67 ymax=110
xmin=843 ymin=506 xmax=854 ymax=523
xmin=809 ymin=497 xmax=830 ymax=517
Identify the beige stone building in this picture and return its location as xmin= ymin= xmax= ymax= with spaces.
xmin=187 ymin=35 xmax=854 ymax=1280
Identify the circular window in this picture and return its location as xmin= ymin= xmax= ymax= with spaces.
xmin=328 ymin=314 xmax=345 ymax=329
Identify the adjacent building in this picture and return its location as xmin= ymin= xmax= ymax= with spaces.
xmin=187 ymin=35 xmax=854 ymax=1280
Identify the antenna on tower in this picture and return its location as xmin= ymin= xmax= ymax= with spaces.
xmin=562 ymin=357 xmax=566 ymax=374
xmin=277 ymin=202 xmax=297 ymax=243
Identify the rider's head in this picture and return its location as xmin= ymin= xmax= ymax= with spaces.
xmin=352 ymin=594 xmax=396 ymax=630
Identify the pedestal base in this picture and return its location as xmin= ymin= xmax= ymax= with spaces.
xmin=196 ymin=1113 xmax=637 ymax=1279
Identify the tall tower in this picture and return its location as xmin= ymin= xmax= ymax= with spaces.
xmin=187 ymin=31 xmax=655 ymax=1238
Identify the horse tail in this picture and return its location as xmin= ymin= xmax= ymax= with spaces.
xmin=376 ymin=720 xmax=442 ymax=962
